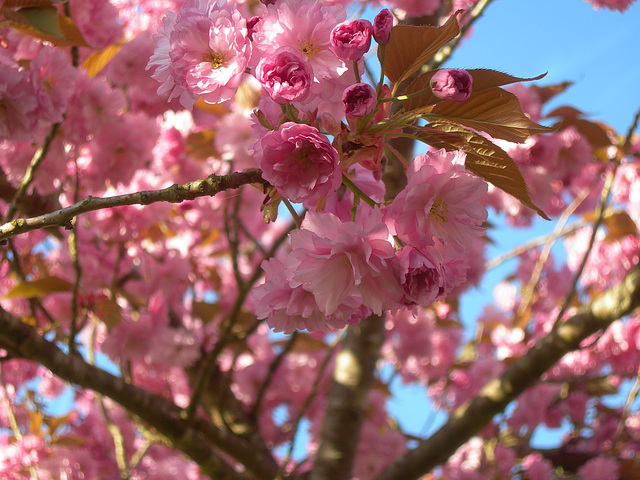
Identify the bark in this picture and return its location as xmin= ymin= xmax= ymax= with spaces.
xmin=310 ymin=315 xmax=386 ymax=480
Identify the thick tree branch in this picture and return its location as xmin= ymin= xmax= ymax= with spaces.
xmin=376 ymin=263 xmax=640 ymax=480
xmin=0 ymin=306 xmax=279 ymax=480
xmin=0 ymin=169 xmax=267 ymax=241
xmin=311 ymin=314 xmax=386 ymax=480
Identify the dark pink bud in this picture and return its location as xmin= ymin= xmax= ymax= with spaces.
xmin=342 ymin=83 xmax=376 ymax=118
xmin=430 ymin=69 xmax=473 ymax=102
xmin=256 ymin=46 xmax=314 ymax=104
xmin=373 ymin=9 xmax=393 ymax=45
xmin=329 ymin=19 xmax=373 ymax=62
xmin=247 ymin=16 xmax=260 ymax=41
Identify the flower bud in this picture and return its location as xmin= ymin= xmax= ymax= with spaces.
xmin=247 ymin=16 xmax=260 ymax=41
xmin=256 ymin=46 xmax=314 ymax=104
xmin=430 ymin=68 xmax=473 ymax=102
xmin=342 ymin=83 xmax=376 ymax=118
xmin=329 ymin=19 xmax=373 ymax=61
xmin=373 ymin=9 xmax=393 ymax=45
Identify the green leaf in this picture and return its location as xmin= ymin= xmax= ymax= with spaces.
xmin=415 ymin=120 xmax=550 ymax=220
xmin=3 ymin=276 xmax=73 ymax=299
xmin=403 ymin=69 xmax=546 ymax=112
xmin=380 ymin=11 xmax=461 ymax=87
xmin=426 ymin=87 xmax=555 ymax=143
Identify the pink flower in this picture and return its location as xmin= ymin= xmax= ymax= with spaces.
xmin=251 ymin=0 xmax=347 ymax=81
xmin=577 ymin=456 xmax=619 ymax=480
xmin=396 ymin=246 xmax=446 ymax=307
xmin=385 ymin=0 xmax=440 ymax=17
xmin=287 ymin=210 xmax=402 ymax=315
xmin=69 ymin=0 xmax=123 ymax=49
xmin=384 ymin=149 xmax=488 ymax=253
xmin=253 ymin=258 xmax=368 ymax=333
xmin=253 ymin=122 xmax=342 ymax=204
xmin=29 ymin=47 xmax=77 ymax=124
xmin=586 ymin=0 xmax=635 ymax=11
xmin=521 ymin=454 xmax=554 ymax=480
xmin=0 ymin=64 xmax=38 ymax=141
xmin=147 ymin=0 xmax=251 ymax=110
xmin=373 ymin=9 xmax=393 ymax=45
xmin=256 ymin=46 xmax=314 ymax=104
xmin=329 ymin=19 xmax=373 ymax=61
xmin=342 ymin=82 xmax=377 ymax=117
xmin=430 ymin=68 xmax=473 ymax=102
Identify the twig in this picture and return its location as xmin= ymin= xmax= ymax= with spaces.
xmin=251 ymin=331 xmax=299 ymax=419
xmin=426 ymin=0 xmax=495 ymax=71
xmin=515 ymin=188 xmax=590 ymax=328
xmin=484 ymin=218 xmax=588 ymax=271
xmin=3 ymin=123 xmax=61 ymax=223
xmin=0 ymin=169 xmax=267 ymax=241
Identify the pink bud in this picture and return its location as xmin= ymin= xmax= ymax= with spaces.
xmin=373 ymin=9 xmax=393 ymax=45
xmin=330 ymin=19 xmax=373 ymax=62
xmin=247 ymin=16 xmax=260 ymax=41
xmin=430 ymin=69 xmax=473 ymax=102
xmin=342 ymin=83 xmax=377 ymax=118
xmin=256 ymin=46 xmax=314 ymax=104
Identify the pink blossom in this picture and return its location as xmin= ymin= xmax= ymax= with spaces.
xmin=256 ymin=46 xmax=314 ymax=104
xmin=253 ymin=122 xmax=342 ymax=204
xmin=329 ymin=19 xmax=373 ymax=61
xmin=386 ymin=0 xmax=440 ymax=18
xmin=253 ymin=258 xmax=369 ymax=333
xmin=37 ymin=366 xmax=66 ymax=399
xmin=521 ymin=453 xmax=554 ymax=480
xmin=383 ymin=308 xmax=462 ymax=382
xmin=385 ymin=149 xmax=488 ymax=253
xmin=396 ymin=246 xmax=446 ymax=307
xmin=29 ymin=47 xmax=77 ymax=124
xmin=373 ymin=9 xmax=393 ymax=45
xmin=251 ymin=0 xmax=347 ymax=81
xmin=287 ymin=210 xmax=402 ymax=315
xmin=430 ymin=68 xmax=473 ymax=102
xmin=0 ymin=64 xmax=38 ymax=141
xmin=147 ymin=0 xmax=252 ymax=110
xmin=586 ymin=0 xmax=635 ymax=11
xmin=341 ymin=82 xmax=377 ymax=117
xmin=352 ymin=390 xmax=407 ymax=478
xmin=577 ymin=456 xmax=620 ymax=480
xmin=69 ymin=0 xmax=123 ymax=49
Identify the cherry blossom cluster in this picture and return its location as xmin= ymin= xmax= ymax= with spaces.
xmin=0 ymin=0 xmax=639 ymax=479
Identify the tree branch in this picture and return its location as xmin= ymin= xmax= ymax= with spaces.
xmin=311 ymin=314 xmax=386 ymax=480
xmin=0 ymin=169 xmax=267 ymax=241
xmin=0 ymin=306 xmax=279 ymax=480
xmin=376 ymin=263 xmax=640 ymax=480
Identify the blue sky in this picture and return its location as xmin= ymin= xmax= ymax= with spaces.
xmin=389 ymin=0 xmax=640 ymax=445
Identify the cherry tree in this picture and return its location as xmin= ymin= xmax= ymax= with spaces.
xmin=0 ymin=0 xmax=639 ymax=479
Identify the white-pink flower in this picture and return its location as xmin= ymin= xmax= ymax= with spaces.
xmin=287 ymin=210 xmax=402 ymax=315
xmin=385 ymin=149 xmax=488 ymax=253
xmin=252 ymin=258 xmax=368 ymax=333
xmin=251 ymin=0 xmax=347 ymax=80
xmin=147 ymin=0 xmax=251 ymax=110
